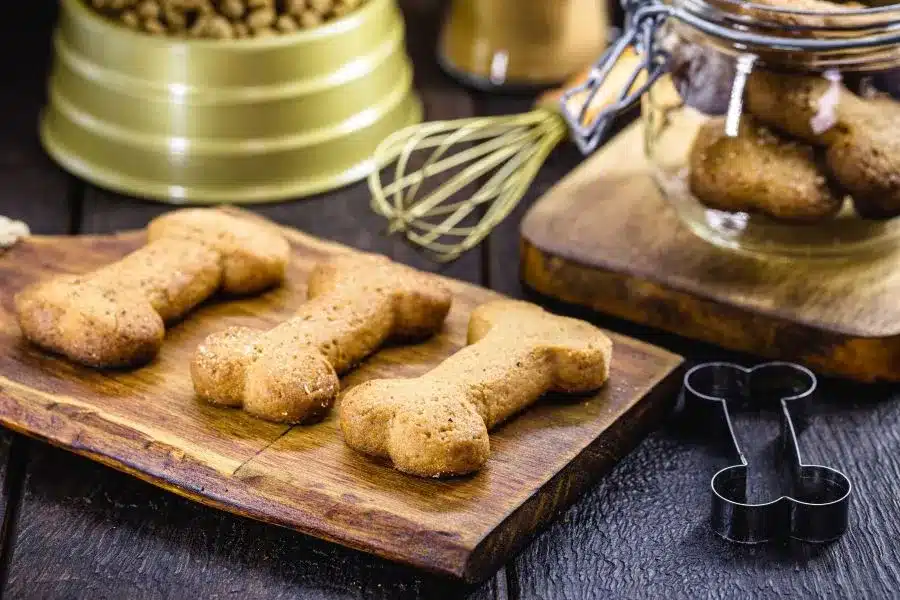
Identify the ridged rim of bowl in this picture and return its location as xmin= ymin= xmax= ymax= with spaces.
xmin=47 ymin=61 xmax=414 ymax=153
xmin=63 ymin=0 xmax=390 ymax=49
xmin=39 ymin=96 xmax=423 ymax=204
xmin=51 ymin=20 xmax=407 ymax=101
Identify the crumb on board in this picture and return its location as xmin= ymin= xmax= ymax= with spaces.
xmin=0 ymin=216 xmax=29 ymax=249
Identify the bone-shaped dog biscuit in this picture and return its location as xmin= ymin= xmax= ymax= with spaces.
xmin=340 ymin=300 xmax=613 ymax=477
xmin=191 ymin=254 xmax=452 ymax=424
xmin=14 ymin=209 xmax=289 ymax=368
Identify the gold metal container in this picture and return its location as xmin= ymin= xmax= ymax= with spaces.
xmin=40 ymin=0 xmax=422 ymax=204
xmin=439 ymin=0 xmax=609 ymax=90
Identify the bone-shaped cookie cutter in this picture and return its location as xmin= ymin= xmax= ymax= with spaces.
xmin=680 ymin=362 xmax=852 ymax=544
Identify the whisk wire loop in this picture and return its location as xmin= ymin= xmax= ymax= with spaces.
xmin=416 ymin=125 xmax=553 ymax=244
xmin=369 ymin=107 xmax=567 ymax=261
xmin=378 ymin=124 xmax=541 ymax=199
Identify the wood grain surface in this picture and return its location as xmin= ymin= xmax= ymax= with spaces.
xmin=521 ymin=122 xmax=900 ymax=382
xmin=5 ymin=440 xmax=502 ymax=600
xmin=0 ymin=5 xmax=75 ymax=590
xmin=0 ymin=3 xmax=512 ymax=596
xmin=8 ymin=3 xmax=900 ymax=600
xmin=0 ymin=211 xmax=682 ymax=582
xmin=509 ymin=373 xmax=900 ymax=600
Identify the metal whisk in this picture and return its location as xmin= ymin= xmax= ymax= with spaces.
xmin=368 ymin=3 xmax=669 ymax=262
xmin=369 ymin=109 xmax=568 ymax=261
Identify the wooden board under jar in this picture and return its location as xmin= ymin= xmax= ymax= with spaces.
xmin=521 ymin=121 xmax=900 ymax=382
xmin=0 ymin=209 xmax=683 ymax=583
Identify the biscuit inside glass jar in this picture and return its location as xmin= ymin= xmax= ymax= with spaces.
xmin=85 ymin=0 xmax=367 ymax=38
xmin=642 ymin=0 xmax=900 ymax=258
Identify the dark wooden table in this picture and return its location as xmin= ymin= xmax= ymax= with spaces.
xmin=3 ymin=3 xmax=900 ymax=599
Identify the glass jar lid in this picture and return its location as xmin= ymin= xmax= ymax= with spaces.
xmin=562 ymin=0 xmax=900 ymax=154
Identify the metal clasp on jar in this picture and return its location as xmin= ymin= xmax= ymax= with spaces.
xmin=560 ymin=0 xmax=671 ymax=154
xmin=560 ymin=0 xmax=900 ymax=156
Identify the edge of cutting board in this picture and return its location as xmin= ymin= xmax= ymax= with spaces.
xmin=0 ymin=208 xmax=685 ymax=582
xmin=520 ymin=122 xmax=900 ymax=382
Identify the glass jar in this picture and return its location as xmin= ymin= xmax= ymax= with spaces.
xmin=649 ymin=1 xmax=900 ymax=258
xmin=569 ymin=0 xmax=900 ymax=258
xmin=439 ymin=0 xmax=611 ymax=90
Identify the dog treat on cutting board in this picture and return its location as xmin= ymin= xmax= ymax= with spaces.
xmin=192 ymin=253 xmax=452 ymax=424
xmin=14 ymin=209 xmax=289 ymax=368
xmin=340 ymin=300 xmax=613 ymax=477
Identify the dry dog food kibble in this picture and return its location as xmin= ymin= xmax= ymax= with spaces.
xmin=86 ymin=0 xmax=367 ymax=38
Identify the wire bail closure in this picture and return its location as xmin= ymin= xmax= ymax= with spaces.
xmin=560 ymin=0 xmax=900 ymax=156
xmin=560 ymin=0 xmax=671 ymax=155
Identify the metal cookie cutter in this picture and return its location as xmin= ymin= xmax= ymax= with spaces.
xmin=680 ymin=362 xmax=852 ymax=544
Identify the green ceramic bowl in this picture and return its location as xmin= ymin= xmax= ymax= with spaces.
xmin=40 ymin=0 xmax=422 ymax=204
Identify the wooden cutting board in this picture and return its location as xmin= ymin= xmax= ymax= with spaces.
xmin=521 ymin=121 xmax=900 ymax=382
xmin=0 ymin=210 xmax=683 ymax=583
